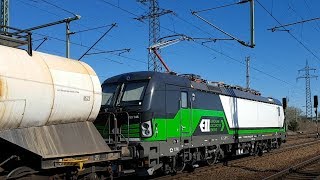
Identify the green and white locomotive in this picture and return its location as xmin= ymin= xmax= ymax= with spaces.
xmin=95 ymin=71 xmax=286 ymax=175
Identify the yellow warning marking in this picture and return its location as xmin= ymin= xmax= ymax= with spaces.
xmin=59 ymin=158 xmax=88 ymax=171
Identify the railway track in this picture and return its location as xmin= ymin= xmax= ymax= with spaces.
xmin=152 ymin=139 xmax=320 ymax=180
xmin=263 ymin=153 xmax=320 ymax=180
xmin=285 ymin=132 xmax=318 ymax=140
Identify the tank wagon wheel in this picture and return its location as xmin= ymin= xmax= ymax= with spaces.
xmin=6 ymin=166 xmax=38 ymax=179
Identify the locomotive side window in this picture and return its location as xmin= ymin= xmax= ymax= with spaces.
xmin=181 ymin=92 xmax=188 ymax=108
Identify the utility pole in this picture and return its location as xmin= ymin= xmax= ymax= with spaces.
xmin=314 ymin=95 xmax=318 ymax=138
xmin=245 ymin=56 xmax=250 ymax=89
xmin=0 ymin=0 xmax=9 ymax=32
xmin=136 ymin=0 xmax=172 ymax=71
xmin=297 ymin=60 xmax=317 ymax=119
xmin=66 ymin=21 xmax=71 ymax=58
xmin=250 ymin=0 xmax=255 ymax=47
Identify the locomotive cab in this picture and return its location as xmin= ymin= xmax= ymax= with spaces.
xmin=94 ymin=72 xmax=159 ymax=161
xmin=94 ymin=71 xmax=193 ymax=174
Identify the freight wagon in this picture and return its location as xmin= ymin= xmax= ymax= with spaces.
xmin=0 ymin=44 xmax=119 ymax=179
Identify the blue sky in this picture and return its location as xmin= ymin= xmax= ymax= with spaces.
xmin=10 ymin=0 xmax=320 ymax=115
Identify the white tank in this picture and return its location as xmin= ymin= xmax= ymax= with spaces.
xmin=0 ymin=45 xmax=102 ymax=130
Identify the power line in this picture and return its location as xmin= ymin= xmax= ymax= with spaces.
xmin=98 ymin=0 xmax=177 ymax=70
xmin=98 ymin=0 xmax=177 ymax=35
xmin=71 ymin=24 xmax=114 ymax=34
xmin=99 ymin=0 xmax=309 ymax=92
xmin=111 ymin=53 xmax=147 ymax=64
xmin=17 ymin=0 xmax=144 ymax=64
xmin=35 ymin=37 xmax=48 ymax=50
xmin=174 ymin=14 xmax=215 ymax=37
xmin=101 ymin=1 xmax=303 ymax=89
xmin=256 ymin=0 xmax=320 ymax=62
xmin=78 ymin=23 xmax=117 ymax=60
xmin=20 ymin=0 xmax=113 ymax=36
xmin=40 ymin=0 xmax=76 ymax=16
xmin=22 ymin=0 xmax=305 ymax=93
xmin=21 ymin=0 xmax=149 ymax=55
xmin=33 ymin=32 xmax=147 ymax=64
xmin=86 ymin=49 xmax=130 ymax=56
xmin=174 ymin=13 xmax=238 ymax=50
xmin=303 ymin=0 xmax=320 ymax=32
xmin=194 ymin=40 xmax=294 ymax=86
xmin=191 ymin=11 xmax=251 ymax=47
xmin=98 ymin=0 xmax=140 ymax=17
xmin=16 ymin=0 xmax=60 ymax=17
xmin=105 ymin=57 xmax=123 ymax=65
xmin=268 ymin=17 xmax=320 ymax=32
xmin=191 ymin=0 xmax=255 ymax=48
xmin=192 ymin=1 xmax=248 ymax=14
xmin=167 ymin=12 xmax=301 ymax=88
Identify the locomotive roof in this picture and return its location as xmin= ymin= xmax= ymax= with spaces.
xmin=103 ymin=71 xmax=282 ymax=106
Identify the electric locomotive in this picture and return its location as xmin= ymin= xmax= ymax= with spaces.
xmin=95 ymin=71 xmax=286 ymax=175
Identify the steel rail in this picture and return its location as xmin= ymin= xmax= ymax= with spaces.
xmin=263 ymin=153 xmax=320 ymax=180
xmin=153 ymin=139 xmax=320 ymax=180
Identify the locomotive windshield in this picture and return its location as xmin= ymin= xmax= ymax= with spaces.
xmin=101 ymin=81 xmax=148 ymax=107
xmin=121 ymin=82 xmax=147 ymax=102
xmin=101 ymin=84 xmax=118 ymax=106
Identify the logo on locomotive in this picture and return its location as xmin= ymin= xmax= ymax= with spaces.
xmin=199 ymin=117 xmax=226 ymax=133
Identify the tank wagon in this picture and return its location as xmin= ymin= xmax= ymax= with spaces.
xmin=95 ymin=71 xmax=287 ymax=175
xmin=0 ymin=44 xmax=120 ymax=179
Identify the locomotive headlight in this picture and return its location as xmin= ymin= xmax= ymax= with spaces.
xmin=141 ymin=121 xmax=152 ymax=137
xmin=142 ymin=123 xmax=150 ymax=129
xmin=144 ymin=129 xmax=150 ymax=135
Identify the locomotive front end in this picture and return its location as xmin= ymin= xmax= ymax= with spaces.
xmin=96 ymin=72 xmax=153 ymax=144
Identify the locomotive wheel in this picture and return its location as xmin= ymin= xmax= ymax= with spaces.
xmin=206 ymin=153 xmax=217 ymax=165
xmin=257 ymin=147 xmax=263 ymax=157
xmin=206 ymin=148 xmax=224 ymax=165
xmin=174 ymin=160 xmax=186 ymax=173
xmin=6 ymin=166 xmax=37 ymax=179
xmin=173 ymin=155 xmax=186 ymax=173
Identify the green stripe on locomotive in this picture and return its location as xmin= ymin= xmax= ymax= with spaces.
xmin=121 ymin=124 xmax=140 ymax=138
xmin=96 ymin=124 xmax=141 ymax=138
xmin=143 ymin=108 xmax=285 ymax=142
